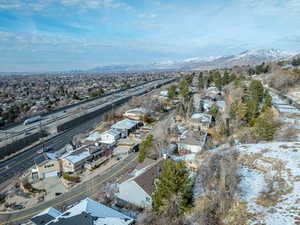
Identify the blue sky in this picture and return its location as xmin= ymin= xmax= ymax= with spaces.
xmin=0 ymin=0 xmax=300 ymax=72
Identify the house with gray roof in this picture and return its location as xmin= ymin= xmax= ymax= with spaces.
xmin=60 ymin=146 xmax=92 ymax=173
xmin=30 ymin=207 xmax=62 ymax=225
xmin=111 ymin=119 xmax=140 ymax=137
xmin=116 ymin=160 xmax=163 ymax=208
xmin=32 ymin=153 xmax=61 ymax=179
xmin=189 ymin=113 xmax=213 ymax=131
xmin=28 ymin=198 xmax=134 ymax=225
xmin=177 ymin=130 xmax=208 ymax=154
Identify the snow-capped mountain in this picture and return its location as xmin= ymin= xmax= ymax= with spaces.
xmin=90 ymin=49 xmax=296 ymax=72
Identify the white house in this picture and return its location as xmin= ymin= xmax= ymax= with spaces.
xmin=123 ymin=107 xmax=149 ymax=120
xmin=116 ymin=161 xmax=163 ymax=208
xmin=29 ymin=198 xmax=134 ymax=225
xmin=112 ymin=119 xmax=140 ymax=137
xmin=100 ymin=129 xmax=121 ymax=144
xmin=177 ymin=130 xmax=208 ymax=154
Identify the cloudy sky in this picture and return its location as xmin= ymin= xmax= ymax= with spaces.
xmin=0 ymin=0 xmax=300 ymax=72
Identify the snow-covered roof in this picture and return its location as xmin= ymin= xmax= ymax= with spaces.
xmin=112 ymin=119 xmax=139 ymax=130
xmin=102 ymin=129 xmax=121 ymax=138
xmin=35 ymin=207 xmax=62 ymax=218
xmin=62 ymin=148 xmax=91 ymax=164
xmin=191 ymin=113 xmax=212 ymax=122
xmin=84 ymin=132 xmax=102 ymax=142
xmin=47 ymin=198 xmax=133 ymax=225
xmin=125 ymin=107 xmax=148 ymax=115
xmin=31 ymin=207 xmax=62 ymax=225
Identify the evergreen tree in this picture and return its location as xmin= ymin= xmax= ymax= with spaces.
xmin=222 ymin=71 xmax=230 ymax=85
xmin=209 ymin=103 xmax=219 ymax=119
xmin=198 ymin=74 xmax=205 ymax=90
xmin=249 ymin=80 xmax=264 ymax=102
xmin=179 ymin=79 xmax=191 ymax=101
xmin=138 ymin=134 xmax=154 ymax=163
xmin=229 ymin=100 xmax=239 ymax=120
xmin=152 ymin=160 xmax=192 ymax=213
xmin=245 ymin=98 xmax=259 ymax=125
xmin=185 ymin=74 xmax=193 ymax=85
xmin=213 ymin=71 xmax=222 ymax=91
xmin=168 ymin=84 xmax=177 ymax=99
xmin=253 ymin=108 xmax=278 ymax=141
xmin=229 ymin=73 xmax=237 ymax=83
xmin=262 ymin=90 xmax=272 ymax=111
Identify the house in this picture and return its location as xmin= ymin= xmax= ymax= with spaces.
xmin=82 ymin=132 xmax=102 ymax=144
xmin=159 ymin=90 xmax=168 ymax=98
xmin=29 ymin=198 xmax=134 ymax=225
xmin=177 ymin=130 xmax=208 ymax=154
xmin=99 ymin=129 xmax=121 ymax=144
xmin=60 ymin=146 xmax=92 ymax=173
xmin=111 ymin=119 xmax=140 ymax=137
xmin=32 ymin=153 xmax=61 ymax=179
xmin=113 ymin=138 xmax=139 ymax=157
xmin=123 ymin=107 xmax=149 ymax=120
xmin=29 ymin=207 xmax=62 ymax=225
xmin=116 ymin=161 xmax=163 ymax=208
xmin=189 ymin=113 xmax=213 ymax=131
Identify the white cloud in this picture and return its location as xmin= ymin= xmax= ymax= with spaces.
xmin=138 ymin=13 xmax=157 ymax=19
xmin=239 ymin=0 xmax=300 ymax=15
xmin=60 ymin=0 xmax=131 ymax=9
xmin=0 ymin=0 xmax=131 ymax=11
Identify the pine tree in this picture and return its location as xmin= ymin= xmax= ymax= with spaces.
xmin=198 ymin=74 xmax=205 ymax=90
xmin=249 ymin=80 xmax=264 ymax=102
xmin=152 ymin=160 xmax=192 ymax=213
xmin=213 ymin=71 xmax=222 ymax=91
xmin=168 ymin=84 xmax=177 ymax=99
xmin=229 ymin=100 xmax=239 ymax=120
xmin=138 ymin=134 xmax=154 ymax=163
xmin=209 ymin=103 xmax=219 ymax=119
xmin=179 ymin=79 xmax=191 ymax=101
xmin=222 ymin=71 xmax=230 ymax=85
xmin=253 ymin=108 xmax=277 ymax=141
xmin=262 ymin=90 xmax=272 ymax=111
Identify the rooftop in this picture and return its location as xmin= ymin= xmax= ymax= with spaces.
xmin=191 ymin=113 xmax=212 ymax=123
xmin=61 ymin=147 xmax=91 ymax=164
xmin=178 ymin=130 xmax=208 ymax=146
xmin=31 ymin=207 xmax=62 ymax=225
xmin=34 ymin=153 xmax=58 ymax=165
xmin=83 ymin=132 xmax=102 ymax=142
xmin=112 ymin=119 xmax=139 ymax=130
xmin=103 ymin=129 xmax=121 ymax=138
xmin=125 ymin=107 xmax=148 ymax=115
xmin=47 ymin=198 xmax=133 ymax=225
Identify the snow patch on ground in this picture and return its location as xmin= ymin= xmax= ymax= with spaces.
xmin=238 ymin=142 xmax=300 ymax=225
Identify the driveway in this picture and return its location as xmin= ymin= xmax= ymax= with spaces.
xmin=33 ymin=177 xmax=66 ymax=201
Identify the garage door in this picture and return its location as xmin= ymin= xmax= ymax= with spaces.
xmin=44 ymin=171 xmax=58 ymax=178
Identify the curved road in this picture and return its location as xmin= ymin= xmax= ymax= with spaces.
xmin=0 ymin=153 xmax=138 ymax=225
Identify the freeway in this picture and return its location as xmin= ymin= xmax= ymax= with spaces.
xmin=0 ymin=112 xmax=105 ymax=190
xmin=0 ymin=79 xmax=172 ymax=147
xmin=0 ymin=78 xmax=174 ymax=188
xmin=0 ymin=153 xmax=138 ymax=225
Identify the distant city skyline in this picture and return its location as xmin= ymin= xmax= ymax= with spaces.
xmin=0 ymin=0 xmax=300 ymax=72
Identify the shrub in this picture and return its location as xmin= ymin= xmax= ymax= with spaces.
xmin=62 ymin=174 xmax=81 ymax=183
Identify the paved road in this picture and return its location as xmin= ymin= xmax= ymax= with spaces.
xmin=0 ymin=153 xmax=138 ymax=225
xmin=0 ymin=78 xmax=175 ymax=188
xmin=0 ymin=78 xmax=174 ymax=147
xmin=0 ymin=113 xmax=106 ymax=190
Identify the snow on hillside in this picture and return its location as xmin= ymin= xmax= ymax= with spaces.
xmin=238 ymin=142 xmax=300 ymax=225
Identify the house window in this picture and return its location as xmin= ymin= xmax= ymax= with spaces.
xmin=146 ymin=197 xmax=150 ymax=202
xmin=44 ymin=164 xmax=54 ymax=168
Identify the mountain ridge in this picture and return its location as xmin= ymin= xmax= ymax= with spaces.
xmin=90 ymin=49 xmax=296 ymax=72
